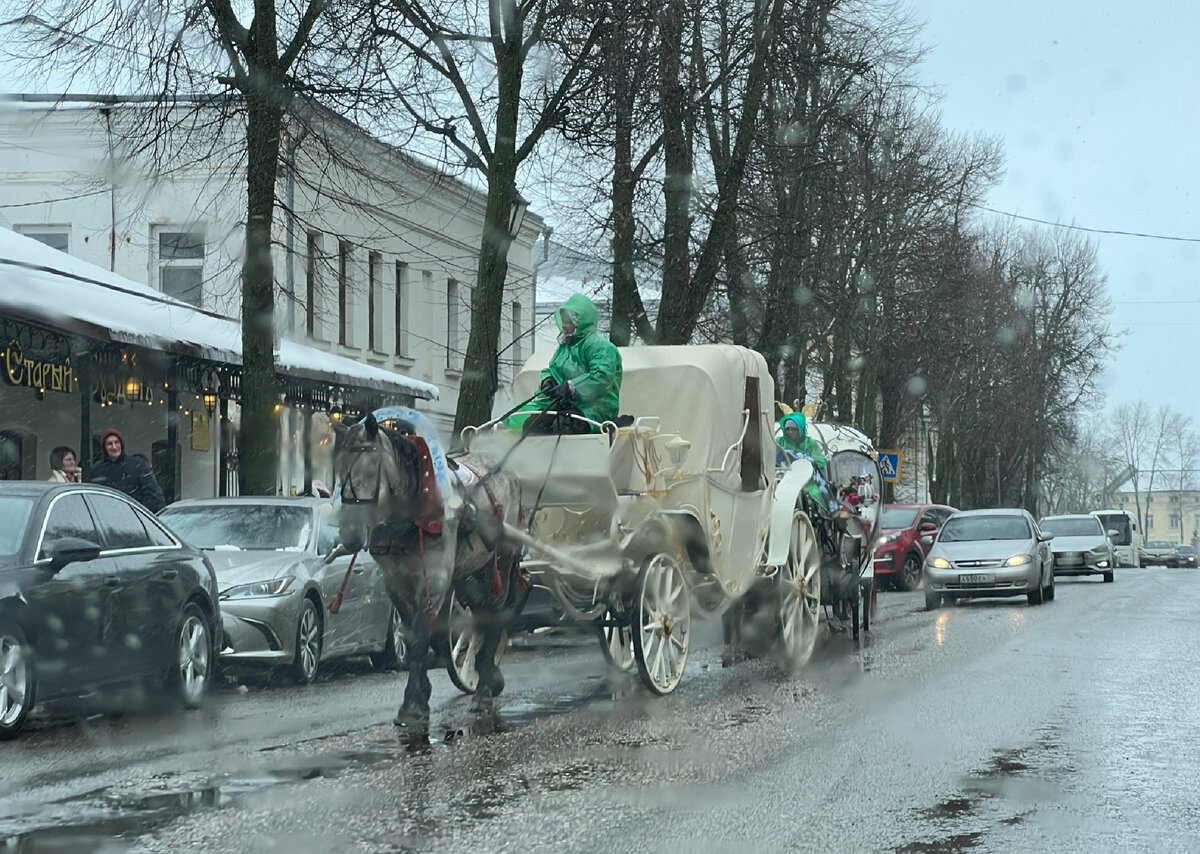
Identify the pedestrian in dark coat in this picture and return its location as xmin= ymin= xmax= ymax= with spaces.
xmin=87 ymin=427 xmax=166 ymax=512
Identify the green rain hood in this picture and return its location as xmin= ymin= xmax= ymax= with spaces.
xmin=543 ymin=293 xmax=622 ymax=424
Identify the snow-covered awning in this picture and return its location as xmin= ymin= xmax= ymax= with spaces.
xmin=0 ymin=228 xmax=438 ymax=401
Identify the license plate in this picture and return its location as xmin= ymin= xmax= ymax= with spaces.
xmin=959 ymin=573 xmax=995 ymax=584
xmin=1058 ymin=554 xmax=1082 ymax=565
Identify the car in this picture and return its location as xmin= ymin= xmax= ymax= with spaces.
xmin=922 ymin=508 xmax=1055 ymax=610
xmin=1038 ymin=514 xmax=1115 ymax=583
xmin=872 ymin=503 xmax=958 ymax=590
xmin=0 ymin=482 xmax=220 ymax=738
xmin=160 ymin=497 xmax=406 ymax=684
xmin=1175 ymin=545 xmax=1197 ymax=568
xmin=1141 ymin=540 xmax=1179 ymax=568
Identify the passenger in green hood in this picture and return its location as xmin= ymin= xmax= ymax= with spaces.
xmin=505 ymin=293 xmax=623 ymax=434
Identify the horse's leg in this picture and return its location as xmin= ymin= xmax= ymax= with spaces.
xmin=395 ymin=603 xmax=433 ymax=729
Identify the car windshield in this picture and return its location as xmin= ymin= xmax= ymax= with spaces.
xmin=0 ymin=496 xmax=34 ymax=558
xmin=939 ymin=515 xmax=1031 ymax=543
xmin=1146 ymin=541 xmax=1176 ymax=549
xmin=160 ymin=506 xmax=311 ymax=551
xmin=1178 ymin=547 xmax=1196 ymax=556
xmin=1094 ymin=515 xmax=1132 ymax=546
xmin=880 ymin=507 xmax=920 ymax=529
xmin=1040 ymin=518 xmax=1102 ymax=538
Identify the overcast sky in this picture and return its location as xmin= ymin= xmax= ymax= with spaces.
xmin=907 ymin=0 xmax=1200 ymax=414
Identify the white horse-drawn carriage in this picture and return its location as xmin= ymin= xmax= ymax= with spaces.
xmin=462 ymin=344 xmax=825 ymax=694
xmin=335 ymin=344 xmax=884 ymax=730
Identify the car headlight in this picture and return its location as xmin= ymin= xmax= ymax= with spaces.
xmin=929 ymin=557 xmax=951 ymax=569
xmin=1005 ymin=554 xmax=1032 ymax=567
xmin=221 ymin=577 xmax=296 ymax=599
xmin=882 ymin=531 xmax=901 ymax=545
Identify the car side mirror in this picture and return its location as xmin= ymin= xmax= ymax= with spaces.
xmin=1038 ymin=532 xmax=1054 ymax=542
xmin=920 ymin=534 xmax=934 ymax=546
xmin=1107 ymin=530 xmax=1119 ymax=539
xmin=45 ymin=536 xmax=102 ymax=571
xmin=919 ymin=521 xmax=937 ymax=532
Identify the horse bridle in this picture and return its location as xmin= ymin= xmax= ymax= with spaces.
xmin=340 ymin=437 xmax=388 ymax=505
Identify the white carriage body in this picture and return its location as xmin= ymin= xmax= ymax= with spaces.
xmin=469 ymin=344 xmax=782 ymax=613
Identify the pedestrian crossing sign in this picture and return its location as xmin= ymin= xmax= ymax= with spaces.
xmin=877 ymin=450 xmax=902 ymax=483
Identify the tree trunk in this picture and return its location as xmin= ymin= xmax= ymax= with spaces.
xmin=239 ymin=89 xmax=283 ymax=496
xmin=610 ymin=60 xmax=640 ymax=347
xmin=453 ymin=39 xmax=522 ymax=436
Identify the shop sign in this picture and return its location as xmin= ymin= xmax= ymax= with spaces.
xmin=92 ymin=372 xmax=156 ymax=406
xmin=3 ymin=339 xmax=73 ymax=394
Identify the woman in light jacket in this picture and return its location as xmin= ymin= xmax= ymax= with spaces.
xmin=47 ymin=445 xmax=82 ymax=483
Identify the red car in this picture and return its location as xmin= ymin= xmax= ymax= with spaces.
xmin=873 ymin=503 xmax=959 ymax=590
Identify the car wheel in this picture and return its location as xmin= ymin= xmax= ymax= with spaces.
xmin=924 ymin=589 xmax=942 ymax=611
xmin=1045 ymin=570 xmax=1055 ymax=601
xmin=370 ymin=605 xmax=408 ymax=672
xmin=0 ymin=620 xmax=35 ymax=739
xmin=1027 ymin=581 xmax=1045 ymax=606
xmin=1103 ymin=570 xmax=1114 ymax=583
xmin=900 ymin=553 xmax=923 ymax=591
xmin=169 ymin=604 xmax=212 ymax=709
xmin=291 ymin=598 xmax=323 ymax=685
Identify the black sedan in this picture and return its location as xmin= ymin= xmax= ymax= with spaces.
xmin=0 ymin=482 xmax=220 ymax=738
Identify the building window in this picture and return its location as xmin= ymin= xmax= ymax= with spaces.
xmin=511 ymin=301 xmax=522 ymax=367
xmin=338 ymin=240 xmax=351 ymax=347
xmin=446 ymin=278 xmax=460 ymax=370
xmin=368 ymin=251 xmax=382 ymax=352
xmin=306 ymin=231 xmax=322 ymax=338
xmin=15 ymin=225 xmax=69 ymax=253
xmin=395 ymin=261 xmax=409 ymax=357
xmin=154 ymin=229 xmax=205 ymax=307
xmin=1170 ymin=514 xmax=1180 ymax=529
xmin=1147 ymin=514 xmax=1155 ymax=530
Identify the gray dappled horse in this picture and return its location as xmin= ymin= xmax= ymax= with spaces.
xmin=333 ymin=413 xmax=523 ymax=731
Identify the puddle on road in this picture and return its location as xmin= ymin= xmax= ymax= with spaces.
xmin=0 ymin=752 xmax=394 ymax=852
xmin=893 ymin=830 xmax=984 ymax=853
xmin=4 ymin=682 xmax=625 ymax=848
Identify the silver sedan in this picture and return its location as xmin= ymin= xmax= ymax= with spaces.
xmin=160 ymin=497 xmax=406 ymax=683
xmin=1038 ymin=514 xmax=1115 ymax=582
xmin=922 ymin=508 xmax=1056 ymax=609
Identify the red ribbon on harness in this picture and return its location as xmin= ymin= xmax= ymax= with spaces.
xmin=403 ymin=435 xmax=444 ymax=535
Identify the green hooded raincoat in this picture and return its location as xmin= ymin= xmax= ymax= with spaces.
xmin=505 ymin=293 xmax=623 ymax=430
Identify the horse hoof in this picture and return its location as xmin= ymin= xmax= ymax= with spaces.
xmin=468 ymin=689 xmax=494 ymax=715
xmin=393 ymin=706 xmax=430 ymax=731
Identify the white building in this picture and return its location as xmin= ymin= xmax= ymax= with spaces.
xmin=0 ymin=96 xmax=542 ymax=445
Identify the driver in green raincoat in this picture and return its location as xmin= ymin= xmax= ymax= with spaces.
xmin=777 ymin=412 xmax=834 ymax=512
xmin=505 ymin=293 xmax=622 ymax=434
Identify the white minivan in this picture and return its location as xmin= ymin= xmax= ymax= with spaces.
xmin=1091 ymin=510 xmax=1142 ymax=568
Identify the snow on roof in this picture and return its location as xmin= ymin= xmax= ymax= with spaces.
xmin=0 ymin=227 xmax=438 ymax=400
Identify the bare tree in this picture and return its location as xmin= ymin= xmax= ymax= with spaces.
xmin=5 ymin=0 xmax=370 ymax=494
xmin=368 ymin=0 xmax=607 ymax=434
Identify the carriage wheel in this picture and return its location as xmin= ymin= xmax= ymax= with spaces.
xmin=632 ymin=554 xmax=691 ymax=696
xmin=446 ymin=591 xmax=507 ymax=695
xmin=778 ymin=513 xmax=822 ymax=671
xmin=597 ymin=600 xmax=635 ymax=673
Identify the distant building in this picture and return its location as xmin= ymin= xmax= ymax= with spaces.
xmin=1113 ymin=488 xmax=1200 ymax=545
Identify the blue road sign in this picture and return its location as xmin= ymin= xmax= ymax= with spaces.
xmin=877 ymin=450 xmax=903 ymax=483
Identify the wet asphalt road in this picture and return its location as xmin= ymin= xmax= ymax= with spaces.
xmin=3 ymin=567 xmax=1199 ymax=853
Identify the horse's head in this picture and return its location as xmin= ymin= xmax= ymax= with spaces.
xmin=333 ymin=412 xmax=423 ymax=552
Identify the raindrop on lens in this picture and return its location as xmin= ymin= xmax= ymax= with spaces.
xmin=907 ymin=376 xmax=927 ymax=396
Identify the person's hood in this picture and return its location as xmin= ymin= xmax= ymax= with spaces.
xmin=100 ymin=427 xmax=126 ymax=459
xmin=555 ymin=293 xmax=599 ymax=339
xmin=203 ymin=551 xmax=309 ymax=592
xmin=779 ymin=412 xmax=807 ymax=439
